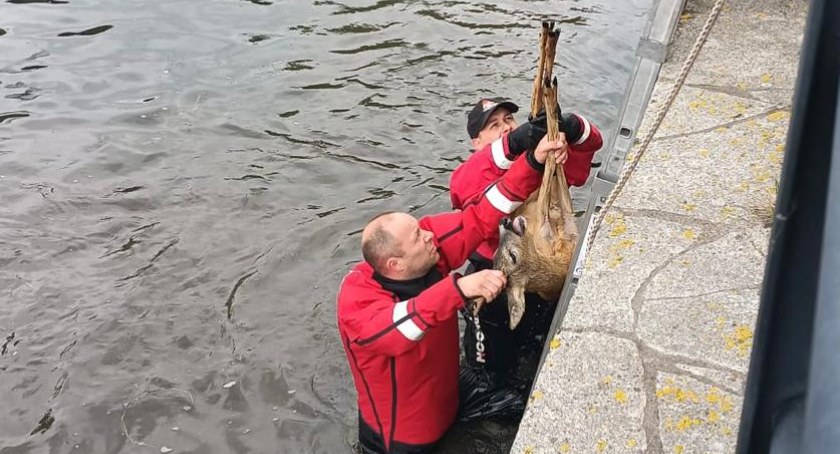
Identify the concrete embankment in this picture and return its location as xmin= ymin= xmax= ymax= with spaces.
xmin=512 ymin=0 xmax=808 ymax=452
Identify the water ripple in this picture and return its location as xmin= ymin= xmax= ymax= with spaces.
xmin=330 ymin=38 xmax=409 ymax=55
xmin=6 ymin=0 xmax=68 ymax=3
xmin=415 ymin=9 xmax=519 ymax=30
xmin=325 ymin=22 xmax=400 ymax=34
xmin=320 ymin=0 xmax=405 ymax=15
xmin=247 ymin=34 xmax=272 ymax=44
xmin=264 ymin=130 xmax=339 ymax=149
xmin=0 ymin=0 xmax=651 ymax=451
xmin=0 ymin=111 xmax=30 ymax=124
xmin=5 ymin=87 xmax=40 ymax=101
xmin=57 ymin=25 xmax=113 ymax=37
xmin=283 ymin=59 xmax=315 ymax=71
xmin=299 ymin=82 xmax=345 ymax=90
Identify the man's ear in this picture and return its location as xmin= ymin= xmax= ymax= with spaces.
xmin=471 ymin=137 xmax=482 ymax=150
xmin=385 ymin=257 xmax=402 ymax=273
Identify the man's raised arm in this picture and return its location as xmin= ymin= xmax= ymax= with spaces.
xmin=428 ymin=141 xmax=553 ymax=272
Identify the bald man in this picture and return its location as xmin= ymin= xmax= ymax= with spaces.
xmin=337 ymin=133 xmax=566 ymax=454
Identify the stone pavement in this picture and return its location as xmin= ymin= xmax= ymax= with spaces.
xmin=511 ymin=0 xmax=809 ymax=452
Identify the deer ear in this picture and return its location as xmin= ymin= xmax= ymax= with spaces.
xmin=512 ymin=216 xmax=527 ymax=236
xmin=501 ymin=217 xmax=525 ymax=237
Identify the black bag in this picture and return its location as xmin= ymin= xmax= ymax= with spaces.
xmin=458 ymin=257 xmax=558 ymax=422
xmin=457 ymin=365 xmax=525 ymax=423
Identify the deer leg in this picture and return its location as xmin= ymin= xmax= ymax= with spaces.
xmin=530 ymin=22 xmax=551 ymax=117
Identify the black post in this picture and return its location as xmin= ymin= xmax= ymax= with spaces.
xmin=736 ymin=0 xmax=840 ymax=452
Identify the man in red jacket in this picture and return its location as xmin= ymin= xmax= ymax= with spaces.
xmin=337 ymin=130 xmax=567 ymax=453
xmin=450 ymin=97 xmax=604 ymax=415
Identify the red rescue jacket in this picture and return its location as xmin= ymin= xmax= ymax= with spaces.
xmin=449 ymin=114 xmax=603 ymax=263
xmin=337 ymin=151 xmax=544 ymax=452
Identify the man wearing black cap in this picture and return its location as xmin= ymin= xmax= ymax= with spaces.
xmin=450 ymin=97 xmax=603 ymax=420
xmin=465 ymin=98 xmax=522 ymax=151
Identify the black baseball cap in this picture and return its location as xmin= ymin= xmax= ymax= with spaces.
xmin=466 ymin=98 xmax=520 ymax=139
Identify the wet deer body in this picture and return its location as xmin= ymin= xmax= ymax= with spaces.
xmin=492 ymin=21 xmax=578 ymax=329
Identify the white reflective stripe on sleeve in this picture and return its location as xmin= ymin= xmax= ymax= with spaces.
xmin=491 ymin=138 xmax=513 ymax=169
xmin=485 ymin=185 xmax=521 ymax=214
xmin=393 ymin=300 xmax=424 ymax=341
xmin=575 ymin=115 xmax=591 ymax=145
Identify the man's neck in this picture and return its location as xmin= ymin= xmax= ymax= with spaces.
xmin=376 ymin=269 xmax=421 ymax=281
xmin=373 ymin=267 xmax=444 ymax=301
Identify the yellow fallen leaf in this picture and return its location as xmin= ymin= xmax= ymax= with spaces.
xmin=597 ymin=440 xmax=607 ymax=452
xmin=530 ymin=390 xmax=544 ymax=401
xmin=618 ymin=238 xmax=636 ymax=249
xmin=675 ymin=415 xmax=701 ymax=432
xmin=676 ymin=389 xmax=700 ymax=403
xmin=767 ymin=111 xmax=790 ymax=122
xmin=675 ymin=445 xmax=685 ymax=454
xmin=657 ymin=385 xmax=676 ymax=399
xmin=682 ymin=229 xmax=697 ymax=240
xmin=723 ymin=325 xmax=754 ymax=356
xmin=609 ymin=222 xmax=627 ymax=237
xmin=761 ymin=73 xmax=772 ymax=83
xmin=550 ymin=337 xmax=562 ymax=350
xmin=559 ymin=442 xmax=571 ymax=453
xmin=626 ymin=438 xmax=638 ymax=448
xmin=721 ymin=395 xmax=735 ymax=413
xmin=614 ymin=389 xmax=628 ymax=404
xmin=707 ymin=387 xmax=722 ymax=404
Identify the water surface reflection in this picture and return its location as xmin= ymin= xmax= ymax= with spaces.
xmin=0 ymin=0 xmax=650 ymax=452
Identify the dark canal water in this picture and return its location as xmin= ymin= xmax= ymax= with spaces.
xmin=0 ymin=0 xmax=650 ymax=452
